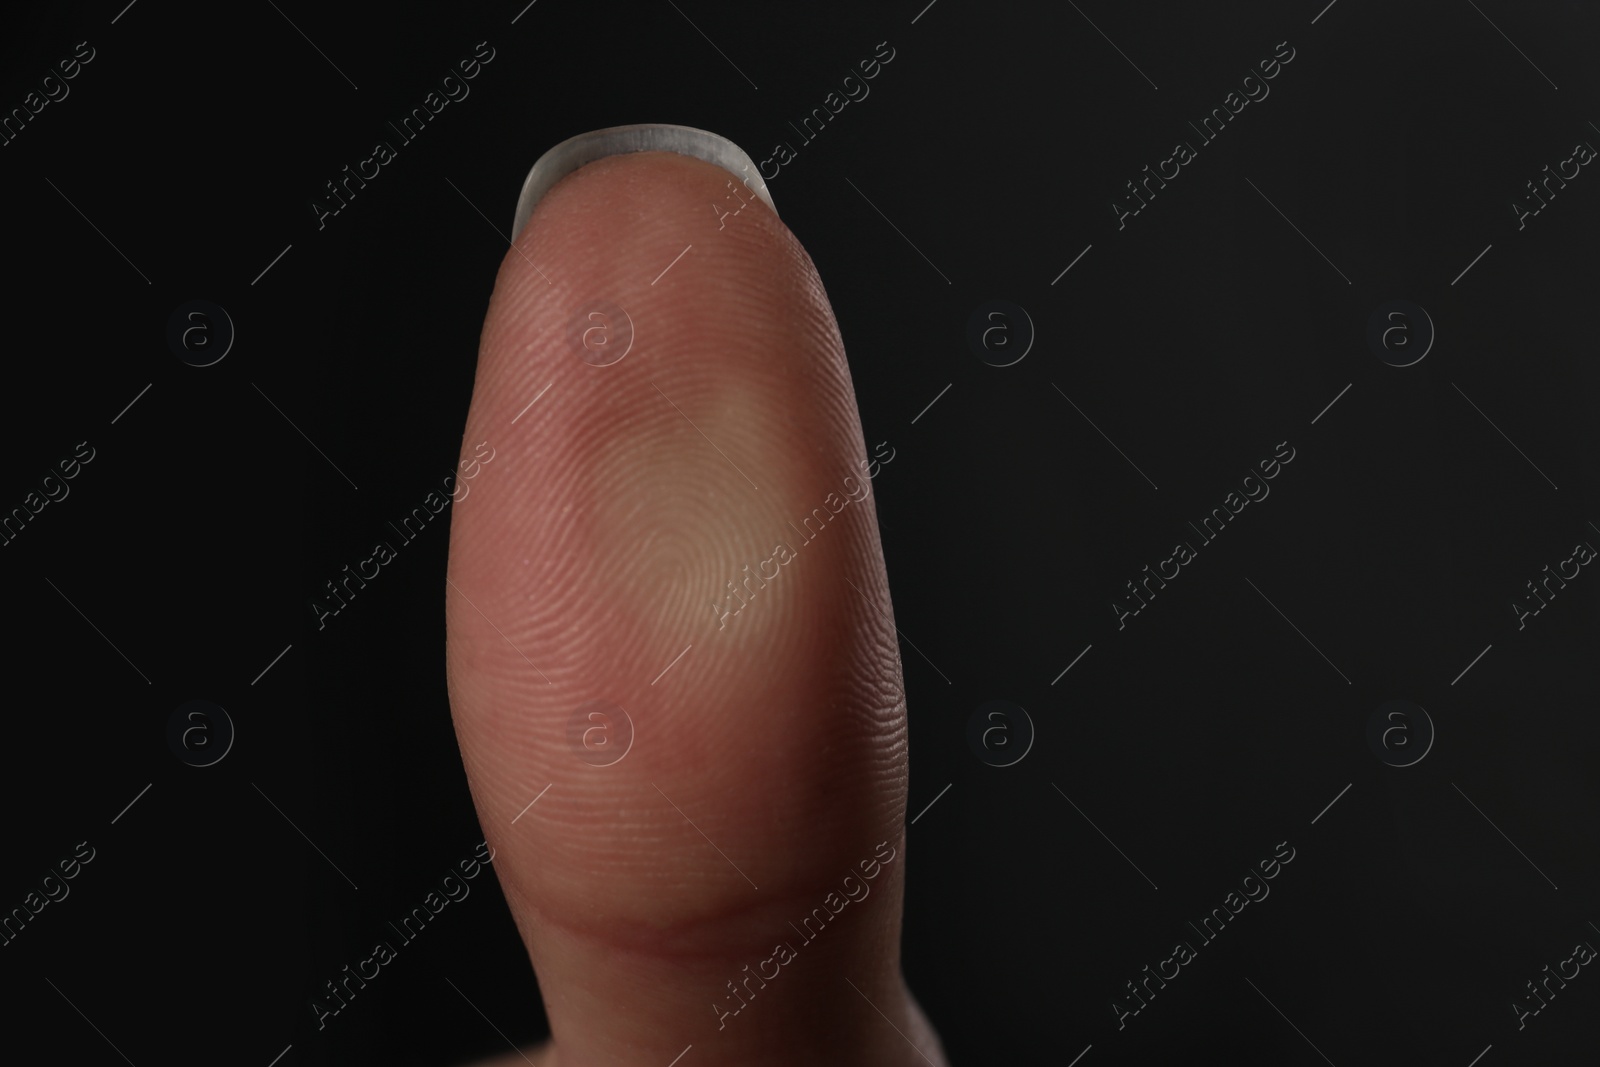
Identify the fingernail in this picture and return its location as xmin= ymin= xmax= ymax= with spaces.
xmin=511 ymin=124 xmax=777 ymax=240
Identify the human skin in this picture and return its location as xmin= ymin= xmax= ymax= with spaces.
xmin=445 ymin=147 xmax=947 ymax=1067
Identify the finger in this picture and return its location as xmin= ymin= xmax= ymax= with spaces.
xmin=445 ymin=127 xmax=944 ymax=1067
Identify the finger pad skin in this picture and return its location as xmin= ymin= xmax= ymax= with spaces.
xmin=445 ymin=149 xmax=910 ymax=982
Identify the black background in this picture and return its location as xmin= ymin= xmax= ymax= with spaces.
xmin=2 ymin=1 xmax=1597 ymax=1064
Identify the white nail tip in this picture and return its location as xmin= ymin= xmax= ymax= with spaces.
xmin=511 ymin=124 xmax=777 ymax=240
